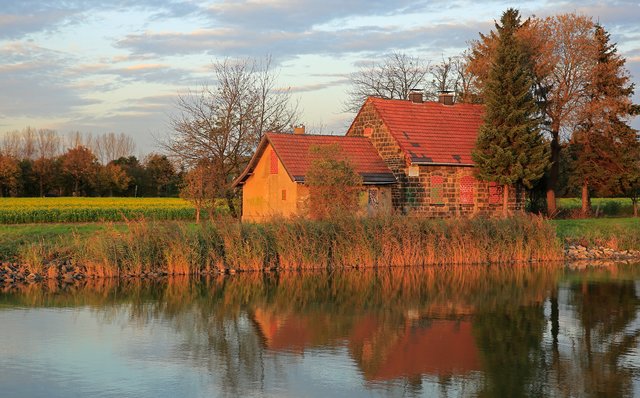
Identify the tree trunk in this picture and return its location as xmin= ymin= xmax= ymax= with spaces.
xmin=195 ymin=207 xmax=201 ymax=224
xmin=546 ymin=129 xmax=561 ymax=216
xmin=226 ymin=190 xmax=238 ymax=219
xmin=502 ymin=184 xmax=509 ymax=217
xmin=633 ymin=199 xmax=638 ymax=218
xmin=581 ymin=181 xmax=590 ymax=217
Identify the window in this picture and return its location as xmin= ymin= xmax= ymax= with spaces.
xmin=270 ymin=149 xmax=278 ymax=174
xmin=460 ymin=176 xmax=475 ymax=204
xmin=430 ymin=175 xmax=444 ymax=205
xmin=281 ymin=189 xmax=287 ymax=200
xmin=489 ymin=182 xmax=502 ymax=204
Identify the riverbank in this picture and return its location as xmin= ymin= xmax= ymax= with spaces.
xmin=1 ymin=215 xmax=560 ymax=277
xmin=1 ymin=216 xmax=639 ymax=284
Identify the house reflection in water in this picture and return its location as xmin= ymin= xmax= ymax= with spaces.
xmin=249 ymin=307 xmax=481 ymax=382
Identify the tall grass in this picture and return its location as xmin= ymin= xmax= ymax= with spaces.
xmin=15 ymin=214 xmax=563 ymax=276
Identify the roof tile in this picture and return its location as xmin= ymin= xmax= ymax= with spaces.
xmin=266 ymin=133 xmax=395 ymax=184
xmin=368 ymin=98 xmax=484 ymax=165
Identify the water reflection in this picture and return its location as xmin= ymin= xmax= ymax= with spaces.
xmin=1 ymin=264 xmax=640 ymax=397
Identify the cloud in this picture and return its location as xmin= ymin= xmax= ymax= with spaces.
xmin=116 ymin=22 xmax=485 ymax=59
xmin=0 ymin=42 xmax=99 ymax=117
xmin=0 ymin=1 xmax=203 ymax=39
xmin=206 ymin=0 xmax=427 ymax=31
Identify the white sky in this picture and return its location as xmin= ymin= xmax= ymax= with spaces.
xmin=1 ymin=0 xmax=639 ymax=154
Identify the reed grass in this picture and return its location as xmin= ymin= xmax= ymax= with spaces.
xmin=13 ymin=214 xmax=563 ymax=276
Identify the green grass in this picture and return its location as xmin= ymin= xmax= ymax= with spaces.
xmin=0 ymin=224 xmax=105 ymax=260
xmin=552 ymin=217 xmax=640 ymax=250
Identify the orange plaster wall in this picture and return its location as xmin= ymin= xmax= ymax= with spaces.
xmin=242 ymin=143 xmax=300 ymax=222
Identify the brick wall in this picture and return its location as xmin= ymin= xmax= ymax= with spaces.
xmin=348 ymin=100 xmax=523 ymax=218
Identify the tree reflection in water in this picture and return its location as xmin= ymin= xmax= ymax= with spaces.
xmin=2 ymin=263 xmax=640 ymax=397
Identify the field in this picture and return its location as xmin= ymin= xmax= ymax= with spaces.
xmin=0 ymin=197 xmax=197 ymax=223
xmin=558 ymin=197 xmax=634 ymax=217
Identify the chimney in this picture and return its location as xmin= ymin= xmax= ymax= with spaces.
xmin=438 ymin=91 xmax=455 ymax=105
xmin=408 ymin=89 xmax=423 ymax=104
xmin=293 ymin=124 xmax=305 ymax=135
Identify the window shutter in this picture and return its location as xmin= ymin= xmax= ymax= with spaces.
xmin=270 ymin=150 xmax=278 ymax=174
xmin=460 ymin=176 xmax=475 ymax=204
xmin=489 ymin=182 xmax=502 ymax=204
xmin=430 ymin=175 xmax=444 ymax=205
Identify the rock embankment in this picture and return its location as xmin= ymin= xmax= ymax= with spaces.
xmin=0 ymin=261 xmax=222 ymax=287
xmin=565 ymin=244 xmax=640 ymax=261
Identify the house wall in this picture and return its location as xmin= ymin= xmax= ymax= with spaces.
xmin=347 ymin=101 xmax=407 ymax=209
xmin=348 ymin=101 xmax=522 ymax=217
xmin=242 ymin=143 xmax=301 ymax=222
xmin=403 ymin=165 xmax=521 ymax=217
xmin=294 ymin=185 xmax=393 ymax=218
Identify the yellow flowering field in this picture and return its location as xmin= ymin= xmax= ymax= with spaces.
xmin=0 ymin=197 xmax=197 ymax=224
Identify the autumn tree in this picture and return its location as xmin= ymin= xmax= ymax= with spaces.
xmin=305 ymin=144 xmax=363 ymax=220
xmin=61 ymin=146 xmax=99 ymax=196
xmin=469 ymin=13 xmax=595 ymax=215
xmin=144 ymin=154 xmax=176 ymax=196
xmin=569 ymin=25 xmax=640 ymax=216
xmin=180 ymin=161 xmax=217 ymax=223
xmin=164 ymin=56 xmax=298 ymax=217
xmin=96 ymin=163 xmax=131 ymax=196
xmin=0 ymin=154 xmax=21 ymax=197
xmin=472 ymin=9 xmax=549 ymax=216
xmin=344 ymin=52 xmax=430 ymax=112
xmin=112 ymin=156 xmax=146 ymax=197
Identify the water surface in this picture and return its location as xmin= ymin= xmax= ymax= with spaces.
xmin=2 ymin=263 xmax=640 ymax=397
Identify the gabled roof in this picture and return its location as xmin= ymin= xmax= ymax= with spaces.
xmin=350 ymin=97 xmax=484 ymax=166
xmin=233 ymin=132 xmax=396 ymax=187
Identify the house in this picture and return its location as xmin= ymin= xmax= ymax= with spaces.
xmin=233 ymin=129 xmax=397 ymax=222
xmin=346 ymin=92 xmax=521 ymax=217
xmin=234 ymin=93 xmax=521 ymax=221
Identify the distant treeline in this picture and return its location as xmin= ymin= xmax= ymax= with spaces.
xmin=0 ymin=128 xmax=181 ymax=197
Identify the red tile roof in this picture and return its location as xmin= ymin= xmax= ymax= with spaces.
xmin=358 ymin=97 xmax=484 ymax=166
xmin=233 ymin=133 xmax=396 ymax=186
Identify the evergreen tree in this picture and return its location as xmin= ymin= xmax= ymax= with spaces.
xmin=472 ymin=9 xmax=550 ymax=216
xmin=569 ymin=24 xmax=640 ymax=216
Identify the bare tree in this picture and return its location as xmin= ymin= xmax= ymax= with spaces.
xmin=1 ymin=130 xmax=23 ymax=158
xmin=95 ymin=132 xmax=136 ymax=164
xmin=33 ymin=129 xmax=61 ymax=196
xmin=344 ymin=52 xmax=430 ymax=112
xmin=35 ymin=129 xmax=60 ymax=159
xmin=426 ymin=56 xmax=458 ymax=100
xmin=163 ymin=56 xmax=299 ymax=218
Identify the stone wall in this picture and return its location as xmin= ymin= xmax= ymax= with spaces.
xmin=348 ymin=100 xmax=523 ymax=217
xmin=348 ymin=101 xmax=407 ymax=209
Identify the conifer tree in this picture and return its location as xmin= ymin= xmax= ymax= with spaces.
xmin=472 ymin=9 xmax=549 ymax=216
xmin=569 ymin=24 xmax=640 ymax=216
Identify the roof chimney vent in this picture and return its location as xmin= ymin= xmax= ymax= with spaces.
xmin=438 ymin=91 xmax=455 ymax=105
xmin=293 ymin=124 xmax=305 ymax=135
xmin=408 ymin=89 xmax=423 ymax=104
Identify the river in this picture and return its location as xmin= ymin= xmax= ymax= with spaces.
xmin=1 ymin=263 xmax=640 ymax=397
